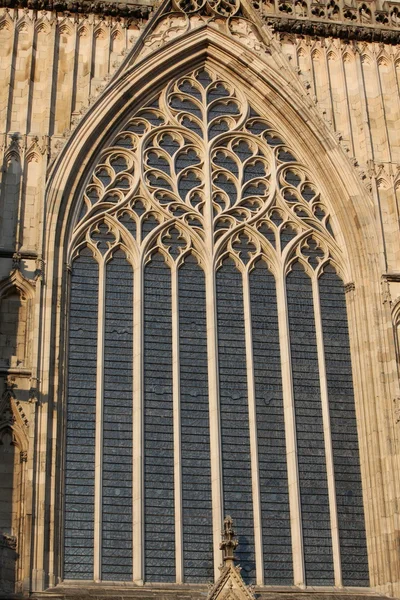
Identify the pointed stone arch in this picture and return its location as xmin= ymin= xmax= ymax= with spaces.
xmin=0 ymin=270 xmax=35 ymax=372
xmin=41 ymin=8 xmax=400 ymax=594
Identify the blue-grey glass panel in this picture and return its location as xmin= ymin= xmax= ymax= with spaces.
xmin=64 ymin=249 xmax=98 ymax=579
xmin=102 ymin=251 xmax=133 ymax=581
xmin=286 ymin=262 xmax=334 ymax=585
xmin=217 ymin=260 xmax=255 ymax=583
xmin=319 ymin=267 xmax=369 ymax=586
xmin=250 ymin=260 xmax=293 ymax=584
xmin=179 ymin=256 xmax=213 ymax=583
xmin=144 ymin=253 xmax=175 ymax=582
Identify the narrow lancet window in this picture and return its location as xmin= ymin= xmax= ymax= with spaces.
xmin=102 ymin=250 xmax=133 ymax=580
xmin=179 ymin=255 xmax=213 ymax=582
xmin=144 ymin=252 xmax=175 ymax=582
xmin=64 ymin=248 xmax=98 ymax=579
xmin=250 ymin=259 xmax=293 ymax=584
xmin=217 ymin=258 xmax=255 ymax=583
xmin=287 ymin=261 xmax=334 ymax=585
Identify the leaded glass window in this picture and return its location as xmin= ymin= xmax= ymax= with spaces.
xmin=64 ymin=66 xmax=369 ymax=587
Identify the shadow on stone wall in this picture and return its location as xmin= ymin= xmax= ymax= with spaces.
xmin=0 ymin=532 xmax=17 ymax=598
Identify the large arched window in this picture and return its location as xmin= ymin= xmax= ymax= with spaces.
xmin=63 ymin=66 xmax=369 ymax=587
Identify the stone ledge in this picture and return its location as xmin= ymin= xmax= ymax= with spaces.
xmin=265 ymin=15 xmax=400 ymax=43
xmin=30 ymin=585 xmax=387 ymax=600
xmin=0 ymin=0 xmax=153 ymax=18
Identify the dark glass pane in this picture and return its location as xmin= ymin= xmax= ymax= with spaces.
xmin=179 ymin=256 xmax=213 ymax=583
xmin=319 ymin=266 xmax=369 ymax=586
xmin=217 ymin=259 xmax=255 ymax=583
xmin=250 ymin=260 xmax=293 ymax=584
xmin=144 ymin=253 xmax=175 ymax=582
xmin=64 ymin=249 xmax=98 ymax=580
xmin=102 ymin=251 xmax=133 ymax=580
xmin=287 ymin=261 xmax=334 ymax=585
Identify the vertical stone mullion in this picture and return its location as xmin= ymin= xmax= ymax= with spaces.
xmin=242 ymin=266 xmax=263 ymax=585
xmin=206 ymin=261 xmax=223 ymax=580
xmin=340 ymin=55 xmax=356 ymax=158
xmin=276 ymin=269 xmax=305 ymax=587
xmin=171 ymin=264 xmax=183 ymax=583
xmin=94 ymin=259 xmax=105 ymax=582
xmin=205 ymin=120 xmax=223 ymax=579
xmin=312 ymin=272 xmax=342 ymax=587
xmin=132 ymin=261 xmax=143 ymax=583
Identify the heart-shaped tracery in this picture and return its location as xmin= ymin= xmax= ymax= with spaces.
xmin=73 ymin=66 xmax=336 ymax=262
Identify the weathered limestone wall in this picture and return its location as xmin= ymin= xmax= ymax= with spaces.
xmin=277 ymin=33 xmax=400 ymax=273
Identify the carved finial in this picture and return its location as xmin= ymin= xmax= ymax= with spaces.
xmin=220 ymin=515 xmax=238 ymax=566
xmin=208 ymin=516 xmax=255 ymax=600
xmin=12 ymin=252 xmax=22 ymax=271
xmin=5 ymin=376 xmax=17 ymax=398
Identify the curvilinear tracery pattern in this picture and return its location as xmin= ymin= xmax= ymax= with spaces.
xmin=73 ymin=67 xmax=336 ymax=265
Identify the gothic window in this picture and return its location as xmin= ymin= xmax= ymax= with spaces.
xmin=64 ymin=66 xmax=369 ymax=587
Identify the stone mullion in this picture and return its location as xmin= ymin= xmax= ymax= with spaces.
xmin=17 ymin=451 xmax=27 ymax=587
xmin=15 ymin=146 xmax=26 ymax=252
xmin=87 ymin=17 xmax=95 ymax=105
xmin=311 ymin=272 xmax=342 ymax=587
xmin=107 ymin=22 xmax=112 ymax=75
xmin=340 ymin=55 xmax=356 ymax=158
xmin=41 ymin=19 xmax=57 ymax=136
xmin=22 ymin=23 xmax=35 ymax=135
xmin=171 ymin=264 xmax=183 ymax=583
xmin=4 ymin=15 xmax=18 ymax=133
xmin=204 ymin=113 xmax=223 ymax=580
xmin=31 ymin=384 xmax=47 ymax=591
xmin=355 ymin=50 xmax=375 ymax=162
xmin=69 ymin=21 xmax=80 ymax=126
xmin=93 ymin=258 xmax=105 ymax=582
xmin=242 ymin=267 xmax=263 ymax=585
xmin=323 ymin=49 xmax=335 ymax=130
xmin=132 ymin=261 xmax=143 ymax=583
xmin=276 ymin=269 xmax=305 ymax=587
xmin=374 ymin=57 xmax=392 ymax=164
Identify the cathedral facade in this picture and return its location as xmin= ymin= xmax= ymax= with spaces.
xmin=0 ymin=0 xmax=400 ymax=598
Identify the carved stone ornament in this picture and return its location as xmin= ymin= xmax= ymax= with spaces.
xmin=172 ymin=0 xmax=241 ymax=17
xmin=207 ymin=516 xmax=255 ymax=600
xmin=0 ymin=533 xmax=17 ymax=552
xmin=0 ymin=377 xmax=29 ymax=433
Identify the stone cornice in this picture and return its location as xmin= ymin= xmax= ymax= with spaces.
xmin=265 ymin=14 xmax=400 ymax=43
xmin=256 ymin=0 xmax=400 ymax=44
xmin=1 ymin=0 xmax=400 ymax=42
xmin=0 ymin=0 xmax=152 ymax=18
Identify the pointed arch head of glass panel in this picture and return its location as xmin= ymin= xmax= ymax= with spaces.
xmin=69 ymin=65 xmax=343 ymax=276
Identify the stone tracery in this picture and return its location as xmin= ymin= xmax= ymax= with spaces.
xmin=72 ymin=67 xmax=337 ymax=270
xmin=65 ymin=65 xmax=368 ymax=586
